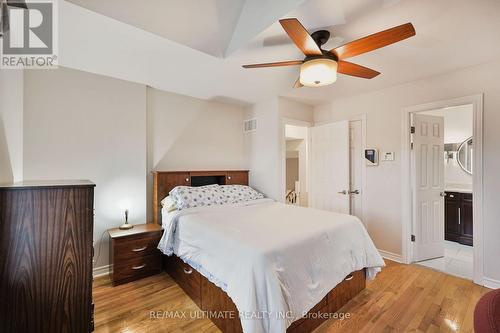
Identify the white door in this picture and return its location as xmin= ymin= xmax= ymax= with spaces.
xmin=412 ymin=114 xmax=445 ymax=261
xmin=309 ymin=121 xmax=350 ymax=213
xmin=349 ymin=120 xmax=363 ymax=221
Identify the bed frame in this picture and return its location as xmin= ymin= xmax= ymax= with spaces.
xmin=152 ymin=170 xmax=366 ymax=333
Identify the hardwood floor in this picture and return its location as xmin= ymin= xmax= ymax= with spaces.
xmin=93 ymin=260 xmax=489 ymax=333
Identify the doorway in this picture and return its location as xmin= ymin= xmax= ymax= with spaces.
xmin=283 ymin=122 xmax=309 ymax=206
xmin=402 ymin=95 xmax=483 ymax=284
xmin=414 ymin=105 xmax=474 ymax=279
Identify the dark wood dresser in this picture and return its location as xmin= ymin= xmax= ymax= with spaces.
xmin=108 ymin=223 xmax=163 ymax=286
xmin=445 ymin=191 xmax=473 ymax=246
xmin=0 ymin=180 xmax=95 ymax=333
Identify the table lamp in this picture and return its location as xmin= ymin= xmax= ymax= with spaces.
xmin=119 ymin=209 xmax=133 ymax=230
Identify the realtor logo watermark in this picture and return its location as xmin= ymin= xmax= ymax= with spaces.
xmin=1 ymin=0 xmax=58 ymax=69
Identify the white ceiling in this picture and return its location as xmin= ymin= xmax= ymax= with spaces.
xmin=61 ymin=0 xmax=500 ymax=106
xmin=65 ymin=0 xmax=306 ymax=58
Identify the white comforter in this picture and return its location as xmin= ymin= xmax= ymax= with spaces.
xmin=158 ymin=199 xmax=384 ymax=333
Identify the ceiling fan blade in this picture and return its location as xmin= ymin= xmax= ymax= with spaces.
xmin=337 ymin=61 xmax=380 ymax=79
xmin=279 ymin=18 xmax=323 ymax=56
xmin=6 ymin=0 xmax=28 ymax=9
xmin=332 ymin=22 xmax=415 ymax=59
xmin=293 ymin=78 xmax=303 ymax=88
xmin=242 ymin=60 xmax=303 ymax=69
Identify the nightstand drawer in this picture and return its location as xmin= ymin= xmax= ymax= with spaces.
xmin=113 ymin=254 xmax=161 ymax=285
xmin=108 ymin=223 xmax=163 ymax=286
xmin=113 ymin=234 xmax=161 ymax=261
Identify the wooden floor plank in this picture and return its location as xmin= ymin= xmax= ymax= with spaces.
xmin=93 ymin=260 xmax=489 ymax=333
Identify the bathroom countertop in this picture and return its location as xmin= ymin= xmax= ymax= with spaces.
xmin=445 ymin=187 xmax=473 ymax=194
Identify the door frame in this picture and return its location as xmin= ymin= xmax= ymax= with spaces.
xmin=401 ymin=94 xmax=484 ymax=285
xmin=348 ymin=115 xmax=368 ymax=225
xmin=281 ymin=118 xmax=312 ymax=204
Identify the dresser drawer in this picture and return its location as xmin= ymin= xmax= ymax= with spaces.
xmin=165 ymin=255 xmax=201 ymax=306
xmin=113 ymin=233 xmax=162 ymax=262
xmin=112 ymin=254 xmax=161 ymax=285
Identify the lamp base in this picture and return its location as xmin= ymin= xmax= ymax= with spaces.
xmin=119 ymin=223 xmax=134 ymax=230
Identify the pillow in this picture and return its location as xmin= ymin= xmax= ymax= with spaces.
xmin=169 ymin=184 xmax=223 ymax=210
xmin=160 ymin=196 xmax=178 ymax=213
xmin=219 ymin=185 xmax=264 ymax=204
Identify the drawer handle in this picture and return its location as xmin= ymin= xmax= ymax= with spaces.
xmin=132 ymin=264 xmax=146 ymax=270
xmin=132 ymin=246 xmax=147 ymax=252
xmin=183 ymin=267 xmax=193 ymax=275
xmin=345 ymin=274 xmax=354 ymax=281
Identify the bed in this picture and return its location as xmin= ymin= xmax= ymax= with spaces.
xmin=152 ymin=170 xmax=384 ymax=333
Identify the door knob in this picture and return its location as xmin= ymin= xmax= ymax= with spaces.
xmin=338 ymin=190 xmax=348 ymax=195
xmin=349 ymin=190 xmax=360 ymax=195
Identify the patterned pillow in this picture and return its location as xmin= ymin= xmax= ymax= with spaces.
xmin=169 ymin=185 xmax=223 ymax=210
xmin=219 ymin=185 xmax=264 ymax=204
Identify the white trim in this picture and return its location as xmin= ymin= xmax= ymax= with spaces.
xmin=483 ymin=277 xmax=500 ymax=290
xmin=401 ymin=94 xmax=484 ymax=285
xmin=93 ymin=264 xmax=111 ymax=278
xmin=348 ymin=114 xmax=367 ymax=226
xmin=377 ymin=249 xmax=403 ymax=263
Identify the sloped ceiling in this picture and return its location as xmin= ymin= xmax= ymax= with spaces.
xmin=61 ymin=0 xmax=500 ymax=105
xmin=66 ymin=0 xmax=307 ymax=58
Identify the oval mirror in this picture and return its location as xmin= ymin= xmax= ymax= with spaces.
xmin=457 ymin=137 xmax=473 ymax=174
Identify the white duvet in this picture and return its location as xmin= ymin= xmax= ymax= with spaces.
xmin=158 ymin=199 xmax=384 ymax=333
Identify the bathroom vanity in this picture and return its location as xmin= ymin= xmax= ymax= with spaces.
xmin=444 ymin=190 xmax=473 ymax=246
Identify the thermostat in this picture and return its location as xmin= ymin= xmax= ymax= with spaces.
xmin=365 ymin=148 xmax=378 ymax=166
xmin=381 ymin=151 xmax=395 ymax=161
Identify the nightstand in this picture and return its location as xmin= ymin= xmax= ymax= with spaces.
xmin=108 ymin=223 xmax=163 ymax=286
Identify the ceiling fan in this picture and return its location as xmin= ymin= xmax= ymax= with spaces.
xmin=242 ymin=18 xmax=415 ymax=88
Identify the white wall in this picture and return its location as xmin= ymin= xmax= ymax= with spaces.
xmin=20 ymin=67 xmax=248 ymax=271
xmin=245 ymin=98 xmax=282 ymax=200
xmin=0 ymin=70 xmax=23 ymax=183
xmin=146 ymin=88 xmax=247 ymax=220
xmin=314 ymin=58 xmax=500 ymax=282
xmin=23 ymin=67 xmax=147 ymax=270
xmin=245 ymin=97 xmax=313 ymax=201
xmin=148 ymin=88 xmax=246 ymax=171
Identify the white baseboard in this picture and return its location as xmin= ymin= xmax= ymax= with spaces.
xmin=377 ymin=249 xmax=403 ymax=263
xmin=483 ymin=276 xmax=500 ymax=289
xmin=93 ymin=264 xmax=111 ymax=278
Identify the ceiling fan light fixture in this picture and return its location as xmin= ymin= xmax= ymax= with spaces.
xmin=299 ymin=58 xmax=338 ymax=87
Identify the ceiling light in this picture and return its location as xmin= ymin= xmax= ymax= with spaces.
xmin=299 ymin=58 xmax=338 ymax=87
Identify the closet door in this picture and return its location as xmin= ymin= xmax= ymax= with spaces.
xmin=309 ymin=121 xmax=350 ymax=214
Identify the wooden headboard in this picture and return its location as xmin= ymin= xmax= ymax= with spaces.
xmin=152 ymin=170 xmax=249 ymax=225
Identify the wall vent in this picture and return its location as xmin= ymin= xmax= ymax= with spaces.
xmin=244 ymin=119 xmax=257 ymax=133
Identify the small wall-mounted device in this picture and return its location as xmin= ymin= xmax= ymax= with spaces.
xmin=365 ymin=148 xmax=379 ymax=166
xmin=381 ymin=151 xmax=395 ymax=162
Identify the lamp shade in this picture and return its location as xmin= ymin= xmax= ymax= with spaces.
xmin=299 ymin=58 xmax=338 ymax=87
